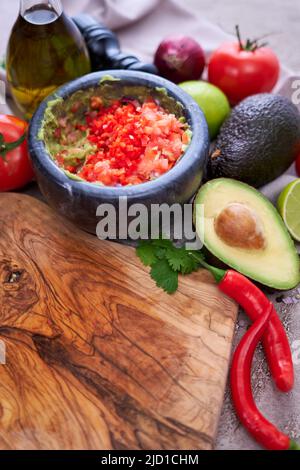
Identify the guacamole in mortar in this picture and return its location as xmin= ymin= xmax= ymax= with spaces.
xmin=39 ymin=78 xmax=192 ymax=186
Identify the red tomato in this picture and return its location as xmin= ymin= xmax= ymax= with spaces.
xmin=208 ymin=29 xmax=280 ymax=105
xmin=296 ymin=154 xmax=300 ymax=177
xmin=0 ymin=115 xmax=34 ymax=191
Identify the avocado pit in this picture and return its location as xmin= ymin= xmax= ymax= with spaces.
xmin=214 ymin=202 xmax=266 ymax=250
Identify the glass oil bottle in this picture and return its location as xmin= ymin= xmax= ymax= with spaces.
xmin=6 ymin=0 xmax=91 ymax=118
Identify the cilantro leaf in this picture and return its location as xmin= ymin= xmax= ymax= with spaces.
xmin=165 ymin=247 xmax=185 ymax=271
xmin=136 ymin=239 xmax=206 ymax=294
xmin=154 ymin=247 xmax=167 ymax=259
xmin=152 ymin=238 xmax=174 ymax=249
xmin=150 ymin=259 xmax=178 ymax=294
xmin=136 ymin=241 xmax=158 ymax=266
xmin=180 ymin=255 xmax=200 ymax=274
xmin=165 ymin=247 xmax=202 ymax=274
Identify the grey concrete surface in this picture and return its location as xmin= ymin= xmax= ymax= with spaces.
xmin=0 ymin=0 xmax=299 ymax=451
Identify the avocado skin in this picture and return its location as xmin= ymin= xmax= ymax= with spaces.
xmin=208 ymin=93 xmax=300 ymax=187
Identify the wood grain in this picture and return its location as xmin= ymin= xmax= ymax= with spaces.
xmin=0 ymin=193 xmax=238 ymax=450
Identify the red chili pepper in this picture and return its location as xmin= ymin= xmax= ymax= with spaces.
xmin=219 ymin=270 xmax=294 ymax=392
xmin=190 ymin=254 xmax=294 ymax=393
xmin=231 ymin=302 xmax=299 ymax=450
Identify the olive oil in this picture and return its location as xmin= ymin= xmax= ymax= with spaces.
xmin=7 ymin=0 xmax=91 ymax=118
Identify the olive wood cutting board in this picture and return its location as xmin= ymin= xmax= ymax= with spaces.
xmin=0 ymin=193 xmax=238 ymax=450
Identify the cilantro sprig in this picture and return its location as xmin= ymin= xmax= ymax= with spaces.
xmin=136 ymin=239 xmax=205 ymax=294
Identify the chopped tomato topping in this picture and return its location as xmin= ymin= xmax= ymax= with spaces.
xmin=54 ymin=98 xmax=189 ymax=186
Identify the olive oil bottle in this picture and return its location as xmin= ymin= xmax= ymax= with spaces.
xmin=7 ymin=0 xmax=91 ymax=118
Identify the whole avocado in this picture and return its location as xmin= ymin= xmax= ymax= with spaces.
xmin=207 ymin=93 xmax=300 ymax=187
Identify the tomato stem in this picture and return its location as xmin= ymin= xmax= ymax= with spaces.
xmin=235 ymin=25 xmax=268 ymax=52
xmin=0 ymin=131 xmax=27 ymax=160
xmin=235 ymin=25 xmax=244 ymax=50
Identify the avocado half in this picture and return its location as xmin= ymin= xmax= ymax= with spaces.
xmin=208 ymin=93 xmax=300 ymax=188
xmin=194 ymin=178 xmax=300 ymax=290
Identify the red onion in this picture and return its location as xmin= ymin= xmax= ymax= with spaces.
xmin=154 ymin=36 xmax=205 ymax=84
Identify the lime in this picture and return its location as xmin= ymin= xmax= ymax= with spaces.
xmin=179 ymin=80 xmax=230 ymax=139
xmin=277 ymin=179 xmax=300 ymax=242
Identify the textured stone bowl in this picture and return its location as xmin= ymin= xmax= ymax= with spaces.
xmin=29 ymin=70 xmax=209 ymax=235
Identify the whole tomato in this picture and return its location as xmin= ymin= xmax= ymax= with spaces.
xmin=208 ymin=26 xmax=280 ymax=105
xmin=296 ymin=154 xmax=300 ymax=177
xmin=0 ymin=115 xmax=34 ymax=191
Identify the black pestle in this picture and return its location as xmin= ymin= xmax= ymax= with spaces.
xmin=72 ymin=14 xmax=158 ymax=75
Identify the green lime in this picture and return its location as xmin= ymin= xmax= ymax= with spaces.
xmin=179 ymin=80 xmax=230 ymax=139
xmin=277 ymin=179 xmax=300 ymax=242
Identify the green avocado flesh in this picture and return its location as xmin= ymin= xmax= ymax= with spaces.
xmin=38 ymin=77 xmax=187 ymax=172
xmin=194 ymin=178 xmax=300 ymax=290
